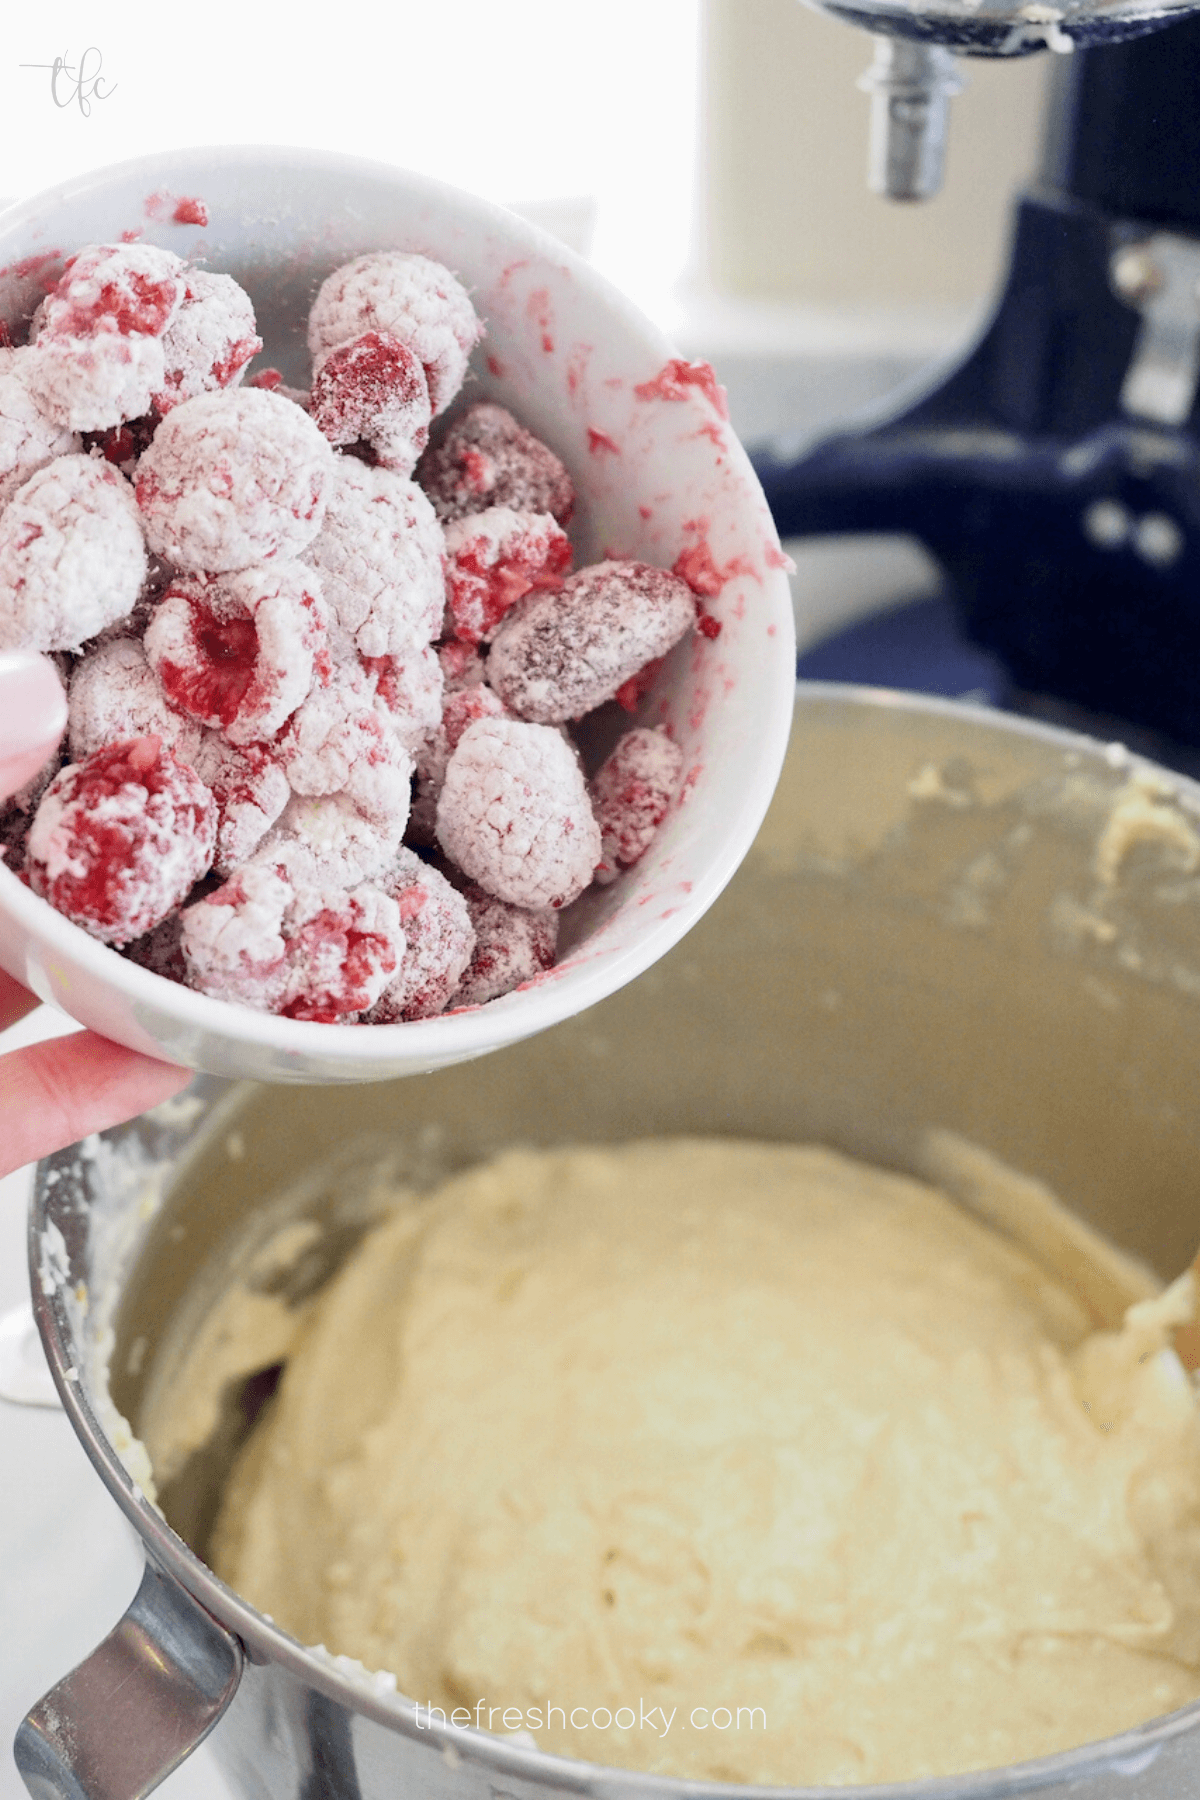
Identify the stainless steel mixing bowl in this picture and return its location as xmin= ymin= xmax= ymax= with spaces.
xmin=18 ymin=685 xmax=1200 ymax=1800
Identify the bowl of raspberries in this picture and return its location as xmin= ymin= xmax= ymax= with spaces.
xmin=0 ymin=147 xmax=796 ymax=1083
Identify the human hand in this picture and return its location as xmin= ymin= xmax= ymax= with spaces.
xmin=0 ymin=651 xmax=190 ymax=1179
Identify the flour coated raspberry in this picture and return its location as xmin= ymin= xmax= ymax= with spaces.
xmin=144 ymin=563 xmax=329 ymax=745
xmin=408 ymin=682 xmax=509 ymax=846
xmin=27 ymin=736 xmax=216 ymax=946
xmin=309 ymin=331 xmax=432 ymax=473
xmin=276 ymin=679 xmax=413 ymax=825
xmin=438 ymin=638 xmax=486 ymax=692
xmin=0 ymin=454 xmax=147 ymax=652
xmin=590 ymin=727 xmax=683 ymax=883
xmin=179 ymin=861 xmax=292 ymax=1012
xmin=417 ymin=402 xmax=574 ymax=525
xmin=135 ymin=388 xmax=334 ymax=572
xmin=361 ymin=643 xmax=444 ymax=752
xmin=363 ymin=850 xmax=475 ymax=1022
xmin=181 ymin=856 xmax=404 ymax=1021
xmin=256 ymin=792 xmax=407 ymax=889
xmin=192 ymin=733 xmax=290 ymax=874
xmin=452 ymin=887 xmax=559 ymax=1008
xmin=487 ymin=560 xmax=695 ymax=724
xmin=4 ymin=238 xmax=701 ymax=1021
xmin=24 ymin=331 xmax=167 ymax=435
xmin=303 ymin=456 xmax=444 ymax=659
xmin=42 ymin=244 xmax=186 ymax=340
xmin=68 ymin=636 xmax=203 ymax=766
xmin=307 ymin=253 xmax=480 ymax=415
xmin=278 ymin=882 xmax=403 ymax=1021
xmin=27 ymin=245 xmax=188 ymax=434
xmin=436 ymin=717 xmax=600 ymax=910
xmin=443 ymin=506 xmax=572 ymax=646
xmin=153 ymin=271 xmax=262 ymax=414
xmin=0 ymin=348 xmax=79 ymax=508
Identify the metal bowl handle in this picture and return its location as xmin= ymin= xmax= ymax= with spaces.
xmin=13 ymin=1560 xmax=243 ymax=1800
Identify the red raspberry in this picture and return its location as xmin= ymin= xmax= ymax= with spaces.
xmin=180 ymin=858 xmax=402 ymax=1020
xmin=0 ymin=454 xmax=147 ymax=653
xmin=304 ymin=456 xmax=444 ymax=660
xmin=307 ymin=252 xmax=479 ymax=416
xmin=0 ymin=347 xmax=78 ymax=508
xmin=408 ymin=683 xmax=509 ymax=846
xmin=144 ymin=564 xmax=329 ymax=745
xmin=192 ymin=734 xmax=290 ymax=875
xmin=363 ymin=850 xmax=475 ymax=1022
xmin=153 ymin=271 xmax=262 ymax=414
xmin=487 ymin=560 xmax=695 ymax=724
xmin=68 ymin=636 xmax=203 ymax=767
xmin=443 ymin=507 xmax=572 ymax=646
xmin=281 ymin=893 xmax=402 ymax=1021
xmin=451 ymin=887 xmax=559 ymax=1008
xmin=135 ymin=388 xmax=334 ymax=573
xmin=436 ymin=717 xmax=600 ymax=910
xmin=309 ymin=331 xmax=432 ymax=475
xmin=42 ymin=244 xmax=185 ymax=340
xmin=417 ymin=402 xmax=574 ymax=525
xmin=590 ymin=727 xmax=683 ymax=883
xmin=27 ymin=736 xmax=216 ymax=946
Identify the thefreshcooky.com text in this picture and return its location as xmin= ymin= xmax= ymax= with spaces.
xmin=414 ymin=1700 xmax=766 ymax=1736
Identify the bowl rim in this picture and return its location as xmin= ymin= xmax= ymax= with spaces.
xmin=28 ymin=683 xmax=1200 ymax=1799
xmin=0 ymin=142 xmax=797 ymax=1074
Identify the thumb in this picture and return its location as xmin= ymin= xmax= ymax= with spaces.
xmin=0 ymin=651 xmax=69 ymax=800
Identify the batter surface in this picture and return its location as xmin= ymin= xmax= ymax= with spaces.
xmin=211 ymin=1140 xmax=1200 ymax=1785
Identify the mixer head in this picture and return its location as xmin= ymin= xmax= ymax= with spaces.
xmin=800 ymin=0 xmax=1200 ymax=197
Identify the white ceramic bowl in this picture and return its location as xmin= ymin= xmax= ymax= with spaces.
xmin=0 ymin=145 xmax=795 ymax=1084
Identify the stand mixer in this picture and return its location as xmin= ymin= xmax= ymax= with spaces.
xmin=758 ymin=5 xmax=1200 ymax=746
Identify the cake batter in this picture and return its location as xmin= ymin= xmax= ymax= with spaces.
xmin=210 ymin=1140 xmax=1200 ymax=1786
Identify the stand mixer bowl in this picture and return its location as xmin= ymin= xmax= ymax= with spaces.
xmin=19 ymin=685 xmax=1200 ymax=1800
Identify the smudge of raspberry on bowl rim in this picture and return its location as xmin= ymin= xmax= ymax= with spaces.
xmin=587 ymin=427 xmax=620 ymax=456
xmin=172 ymin=196 xmax=209 ymax=227
xmin=634 ymin=358 xmax=729 ymax=419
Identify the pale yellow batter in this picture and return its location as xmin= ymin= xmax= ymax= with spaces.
xmin=210 ymin=1141 xmax=1200 ymax=1786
